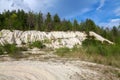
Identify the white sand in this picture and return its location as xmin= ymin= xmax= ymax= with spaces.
xmin=0 ymin=60 xmax=119 ymax=80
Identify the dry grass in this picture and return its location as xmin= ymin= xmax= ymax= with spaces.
xmin=55 ymin=47 xmax=120 ymax=68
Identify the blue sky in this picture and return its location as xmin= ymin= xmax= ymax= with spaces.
xmin=0 ymin=0 xmax=120 ymax=27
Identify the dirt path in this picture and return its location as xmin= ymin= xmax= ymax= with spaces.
xmin=0 ymin=60 xmax=119 ymax=80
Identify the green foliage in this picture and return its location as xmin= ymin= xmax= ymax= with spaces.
xmin=37 ymin=12 xmax=43 ymax=30
xmin=82 ymin=38 xmax=101 ymax=46
xmin=45 ymin=12 xmax=52 ymax=31
xmin=53 ymin=14 xmax=60 ymax=23
xmin=84 ymin=42 xmax=120 ymax=67
xmin=55 ymin=38 xmax=120 ymax=68
xmin=73 ymin=19 xmax=79 ymax=31
xmin=3 ymin=44 xmax=19 ymax=54
xmin=79 ymin=19 xmax=98 ymax=34
xmin=82 ymin=39 xmax=119 ymax=56
xmin=53 ymin=14 xmax=61 ymax=31
xmin=27 ymin=12 xmax=36 ymax=30
xmin=83 ymin=39 xmax=105 ymax=56
xmin=0 ymin=45 xmax=5 ymax=55
xmin=29 ymin=41 xmax=45 ymax=49
xmin=0 ymin=44 xmax=25 ymax=58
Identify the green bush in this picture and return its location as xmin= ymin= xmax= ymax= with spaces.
xmin=53 ymin=38 xmax=120 ymax=67
xmin=29 ymin=41 xmax=45 ymax=49
xmin=82 ymin=39 xmax=120 ymax=57
xmin=82 ymin=39 xmax=101 ymax=46
xmin=54 ymin=38 xmax=120 ymax=68
xmin=0 ymin=44 xmax=19 ymax=55
xmin=0 ymin=44 xmax=24 ymax=58
xmin=82 ymin=39 xmax=104 ymax=55
xmin=0 ymin=45 xmax=5 ymax=55
xmin=4 ymin=44 xmax=23 ymax=58
xmin=3 ymin=44 xmax=18 ymax=54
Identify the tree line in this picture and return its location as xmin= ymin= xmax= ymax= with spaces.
xmin=0 ymin=10 xmax=120 ymax=43
xmin=0 ymin=10 xmax=100 ymax=31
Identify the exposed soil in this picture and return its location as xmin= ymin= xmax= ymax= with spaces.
xmin=0 ymin=53 xmax=120 ymax=80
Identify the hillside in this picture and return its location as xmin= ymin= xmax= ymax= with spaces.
xmin=0 ymin=30 xmax=113 ymax=48
xmin=0 ymin=30 xmax=119 ymax=80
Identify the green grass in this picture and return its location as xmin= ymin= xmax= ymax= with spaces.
xmin=0 ymin=45 xmax=5 ymax=55
xmin=83 ymin=39 xmax=120 ymax=57
xmin=0 ymin=41 xmax=46 ymax=58
xmin=29 ymin=41 xmax=45 ymax=49
xmin=0 ymin=44 xmax=24 ymax=58
xmin=55 ymin=39 xmax=120 ymax=68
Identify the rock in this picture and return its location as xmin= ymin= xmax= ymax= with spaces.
xmin=0 ymin=30 xmax=113 ymax=48
xmin=89 ymin=31 xmax=114 ymax=44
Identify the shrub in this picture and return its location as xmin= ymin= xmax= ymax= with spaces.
xmin=54 ymin=38 xmax=120 ymax=68
xmin=82 ymin=38 xmax=120 ymax=57
xmin=82 ymin=39 xmax=101 ymax=46
xmin=0 ymin=44 xmax=24 ymax=58
xmin=53 ymin=38 xmax=120 ymax=68
xmin=82 ymin=39 xmax=103 ymax=55
xmin=4 ymin=44 xmax=23 ymax=58
xmin=0 ymin=45 xmax=5 ymax=55
xmin=29 ymin=41 xmax=45 ymax=49
xmin=3 ymin=44 xmax=18 ymax=54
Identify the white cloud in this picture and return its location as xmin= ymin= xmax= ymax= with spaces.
xmin=0 ymin=0 xmax=56 ymax=13
xmin=0 ymin=0 xmax=31 ymax=12
xmin=96 ymin=0 xmax=105 ymax=10
xmin=114 ymin=7 xmax=120 ymax=16
xmin=23 ymin=0 xmax=56 ymax=12
xmin=100 ymin=18 xmax=120 ymax=27
xmin=110 ymin=19 xmax=120 ymax=23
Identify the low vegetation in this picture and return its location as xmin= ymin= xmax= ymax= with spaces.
xmin=0 ymin=44 xmax=23 ymax=58
xmin=55 ymin=47 xmax=71 ymax=57
xmin=28 ymin=41 xmax=45 ymax=49
xmin=55 ymin=38 xmax=120 ymax=68
xmin=0 ymin=41 xmax=45 ymax=58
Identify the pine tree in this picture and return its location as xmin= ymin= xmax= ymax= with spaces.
xmin=73 ymin=19 xmax=79 ymax=31
xmin=27 ymin=12 xmax=35 ymax=30
xmin=53 ymin=14 xmax=61 ymax=31
xmin=45 ymin=12 xmax=52 ymax=31
xmin=37 ymin=12 xmax=43 ymax=31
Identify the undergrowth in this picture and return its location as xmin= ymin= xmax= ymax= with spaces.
xmin=55 ymin=39 xmax=120 ymax=68
xmin=0 ymin=44 xmax=24 ymax=58
xmin=29 ymin=41 xmax=45 ymax=49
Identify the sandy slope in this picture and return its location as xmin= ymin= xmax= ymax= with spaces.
xmin=0 ymin=60 xmax=119 ymax=80
xmin=0 ymin=30 xmax=113 ymax=48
